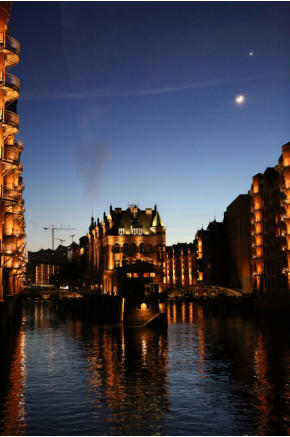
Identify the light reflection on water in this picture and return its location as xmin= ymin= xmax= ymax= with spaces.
xmin=0 ymin=300 xmax=289 ymax=436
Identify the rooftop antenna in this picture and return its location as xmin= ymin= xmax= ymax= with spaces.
xmin=70 ymin=234 xmax=75 ymax=243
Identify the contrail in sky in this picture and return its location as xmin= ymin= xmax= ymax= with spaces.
xmin=23 ymin=72 xmax=288 ymax=100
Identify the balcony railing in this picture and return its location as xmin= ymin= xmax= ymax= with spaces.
xmin=0 ymin=36 xmax=20 ymax=67
xmin=1 ymin=110 xmax=19 ymax=135
xmin=5 ymin=36 xmax=20 ymax=57
xmin=4 ymin=109 xmax=19 ymax=127
xmin=5 ymin=72 xmax=20 ymax=91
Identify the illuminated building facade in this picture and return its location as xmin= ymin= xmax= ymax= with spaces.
xmin=193 ymin=143 xmax=290 ymax=294
xmin=249 ymin=143 xmax=290 ymax=292
xmin=88 ymin=205 xmax=166 ymax=295
xmin=0 ymin=2 xmax=25 ymax=300
xmin=165 ymin=243 xmax=196 ymax=287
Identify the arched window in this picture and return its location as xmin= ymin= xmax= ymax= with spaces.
xmin=123 ymin=243 xmax=129 ymax=253
xmin=140 ymin=243 xmax=145 ymax=254
xmin=131 ymin=243 xmax=137 ymax=253
xmin=113 ymin=243 xmax=120 ymax=253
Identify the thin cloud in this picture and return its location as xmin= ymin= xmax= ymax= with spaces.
xmin=23 ymin=72 xmax=288 ymax=101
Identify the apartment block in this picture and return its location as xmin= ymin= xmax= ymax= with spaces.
xmin=0 ymin=2 xmax=25 ymax=300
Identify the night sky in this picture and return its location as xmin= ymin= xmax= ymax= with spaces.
xmin=9 ymin=2 xmax=290 ymax=251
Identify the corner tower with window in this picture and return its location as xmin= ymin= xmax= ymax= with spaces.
xmin=0 ymin=2 xmax=25 ymax=300
xmin=88 ymin=205 xmax=166 ymax=295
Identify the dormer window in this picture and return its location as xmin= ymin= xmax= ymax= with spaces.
xmin=119 ymin=228 xmax=124 ymax=235
xmin=132 ymin=228 xmax=143 ymax=235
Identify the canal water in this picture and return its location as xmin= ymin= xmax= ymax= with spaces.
xmin=0 ymin=300 xmax=289 ymax=436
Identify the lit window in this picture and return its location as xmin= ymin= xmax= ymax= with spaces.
xmin=126 ymin=273 xmax=132 ymax=278
xmin=143 ymin=272 xmax=149 ymax=277
xmin=119 ymin=228 xmax=124 ymax=235
xmin=133 ymin=273 xmax=138 ymax=278
xmin=150 ymin=272 xmax=155 ymax=278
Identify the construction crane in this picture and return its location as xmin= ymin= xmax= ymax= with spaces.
xmin=43 ymin=225 xmax=77 ymax=250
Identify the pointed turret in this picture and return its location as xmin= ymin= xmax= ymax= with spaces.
xmin=151 ymin=210 xmax=165 ymax=228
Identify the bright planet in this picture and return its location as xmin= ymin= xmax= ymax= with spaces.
xmin=235 ymin=94 xmax=246 ymax=104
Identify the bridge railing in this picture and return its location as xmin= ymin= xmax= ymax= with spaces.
xmin=167 ymin=285 xmax=243 ymax=298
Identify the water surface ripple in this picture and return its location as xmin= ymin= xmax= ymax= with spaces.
xmin=0 ymin=300 xmax=289 ymax=435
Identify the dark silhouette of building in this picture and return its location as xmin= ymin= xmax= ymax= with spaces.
xmin=224 ymin=194 xmax=251 ymax=293
xmin=27 ymin=243 xmax=79 ymax=286
xmin=194 ymin=220 xmax=226 ymax=286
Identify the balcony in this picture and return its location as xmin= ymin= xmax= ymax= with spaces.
xmin=1 ymin=36 xmax=20 ymax=67
xmin=1 ymin=110 xmax=19 ymax=136
xmin=3 ymin=233 xmax=19 ymax=242
xmin=3 ymin=185 xmax=18 ymax=199
xmin=0 ymin=155 xmax=18 ymax=170
xmin=2 ymin=239 xmax=17 ymax=252
xmin=1 ymin=73 xmax=20 ymax=103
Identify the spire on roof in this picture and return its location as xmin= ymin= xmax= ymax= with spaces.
xmin=89 ymin=210 xmax=95 ymax=232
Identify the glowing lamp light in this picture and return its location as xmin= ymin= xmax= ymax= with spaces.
xmin=140 ymin=303 xmax=147 ymax=311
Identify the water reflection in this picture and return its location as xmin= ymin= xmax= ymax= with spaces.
xmin=67 ymin=321 xmax=169 ymax=435
xmin=167 ymin=301 xmax=290 ymax=435
xmin=0 ymin=300 xmax=288 ymax=435
xmin=0 ymin=313 xmax=26 ymax=435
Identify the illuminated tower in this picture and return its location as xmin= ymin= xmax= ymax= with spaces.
xmin=250 ymin=144 xmax=289 ymax=293
xmin=250 ymin=175 xmax=264 ymax=292
xmin=0 ymin=2 xmax=25 ymax=300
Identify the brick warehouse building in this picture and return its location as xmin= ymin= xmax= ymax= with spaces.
xmin=88 ymin=205 xmax=166 ymax=295
xmin=165 ymin=243 xmax=196 ymax=288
